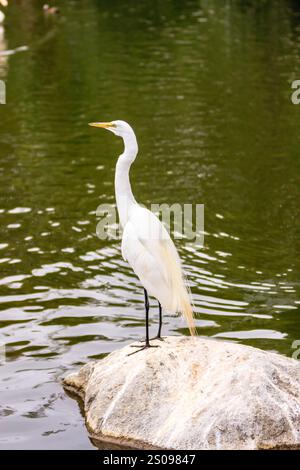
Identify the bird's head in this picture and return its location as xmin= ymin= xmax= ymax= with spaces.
xmin=88 ymin=120 xmax=134 ymax=138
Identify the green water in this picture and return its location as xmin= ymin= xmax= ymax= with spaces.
xmin=0 ymin=0 xmax=300 ymax=449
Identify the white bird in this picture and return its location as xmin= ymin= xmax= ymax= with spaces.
xmin=0 ymin=0 xmax=7 ymax=25
xmin=89 ymin=120 xmax=196 ymax=353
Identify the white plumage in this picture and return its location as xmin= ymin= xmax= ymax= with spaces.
xmin=89 ymin=120 xmax=195 ymax=340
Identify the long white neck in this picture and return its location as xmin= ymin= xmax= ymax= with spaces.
xmin=115 ymin=131 xmax=138 ymax=227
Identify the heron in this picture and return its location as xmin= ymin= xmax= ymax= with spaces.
xmin=89 ymin=120 xmax=196 ymax=353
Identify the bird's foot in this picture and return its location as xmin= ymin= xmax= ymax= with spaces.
xmin=150 ymin=335 xmax=165 ymax=342
xmin=128 ymin=343 xmax=159 ymax=356
xmin=136 ymin=335 xmax=165 ymax=343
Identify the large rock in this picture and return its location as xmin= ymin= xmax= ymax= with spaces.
xmin=63 ymin=336 xmax=300 ymax=450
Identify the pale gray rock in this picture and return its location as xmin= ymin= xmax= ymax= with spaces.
xmin=63 ymin=336 xmax=300 ymax=450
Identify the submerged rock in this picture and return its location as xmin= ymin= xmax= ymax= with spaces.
xmin=63 ymin=336 xmax=300 ymax=450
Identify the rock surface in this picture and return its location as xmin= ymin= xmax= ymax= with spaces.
xmin=63 ymin=336 xmax=300 ymax=450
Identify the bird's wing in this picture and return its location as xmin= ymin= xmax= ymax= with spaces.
xmin=121 ymin=218 xmax=170 ymax=304
xmin=121 ymin=205 xmax=183 ymax=309
xmin=127 ymin=205 xmax=181 ymax=279
xmin=121 ymin=205 xmax=195 ymax=333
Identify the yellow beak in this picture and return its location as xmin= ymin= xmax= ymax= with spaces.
xmin=88 ymin=122 xmax=115 ymax=129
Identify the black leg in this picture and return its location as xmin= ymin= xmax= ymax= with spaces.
xmin=150 ymin=301 xmax=164 ymax=341
xmin=128 ymin=289 xmax=159 ymax=356
xmin=157 ymin=301 xmax=162 ymax=338
xmin=145 ymin=288 xmax=150 ymax=345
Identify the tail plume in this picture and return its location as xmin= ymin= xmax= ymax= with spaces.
xmin=181 ymin=291 xmax=196 ymax=337
xmin=160 ymin=241 xmax=196 ymax=336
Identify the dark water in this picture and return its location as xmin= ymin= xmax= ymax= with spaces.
xmin=0 ymin=0 xmax=300 ymax=449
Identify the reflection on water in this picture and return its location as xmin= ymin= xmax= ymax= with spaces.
xmin=0 ymin=0 xmax=300 ymax=449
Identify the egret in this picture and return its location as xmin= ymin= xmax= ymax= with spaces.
xmin=89 ymin=120 xmax=196 ymax=353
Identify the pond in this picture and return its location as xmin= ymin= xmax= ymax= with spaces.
xmin=0 ymin=0 xmax=299 ymax=449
